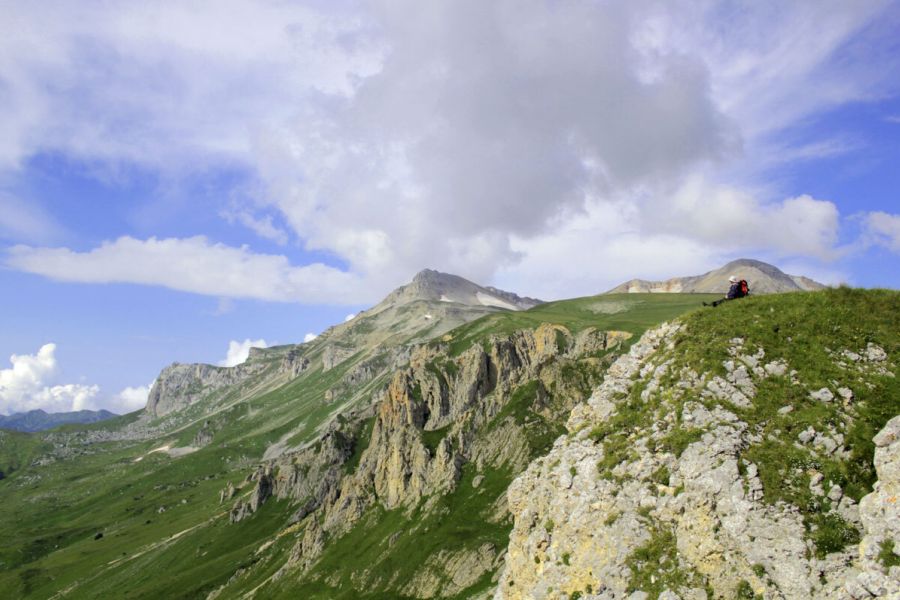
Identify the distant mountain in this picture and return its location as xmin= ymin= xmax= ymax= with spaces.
xmin=0 ymin=409 xmax=118 ymax=432
xmin=606 ymin=258 xmax=826 ymax=295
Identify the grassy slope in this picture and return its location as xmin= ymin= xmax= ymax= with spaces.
xmin=0 ymin=359 xmax=371 ymax=598
xmin=592 ymin=287 xmax=899 ymax=564
xmin=443 ymin=293 xmax=715 ymax=356
xmin=0 ymin=293 xmax=714 ymax=599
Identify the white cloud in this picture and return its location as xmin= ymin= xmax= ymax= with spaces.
xmin=638 ymin=2 xmax=895 ymax=142
xmin=0 ymin=1 xmax=382 ymax=170
xmin=1 ymin=1 xmax=897 ymax=299
xmin=495 ymin=188 xmax=848 ymax=299
xmin=219 ymin=338 xmax=268 ymax=368
xmin=777 ymin=260 xmax=849 ymax=287
xmin=109 ymin=384 xmax=153 ymax=414
xmin=220 ymin=204 xmax=289 ymax=245
xmin=649 ymin=176 xmax=841 ymax=259
xmin=245 ymin=0 xmax=895 ymax=290
xmin=254 ymin=0 xmax=738 ymax=285
xmin=344 ymin=313 xmax=356 ymax=322
xmin=496 ymin=200 xmax=720 ymax=299
xmin=303 ymin=333 xmax=318 ymax=343
xmin=0 ymin=343 xmax=100 ymax=414
xmin=863 ymin=211 xmax=900 ymax=252
xmin=6 ymin=236 xmax=372 ymax=304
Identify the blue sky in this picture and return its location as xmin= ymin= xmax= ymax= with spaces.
xmin=1 ymin=0 xmax=899 ymax=415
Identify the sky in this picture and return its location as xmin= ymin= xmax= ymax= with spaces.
xmin=1 ymin=0 xmax=899 ymax=416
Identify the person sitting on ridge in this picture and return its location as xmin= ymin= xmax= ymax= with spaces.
xmin=705 ymin=275 xmax=749 ymax=307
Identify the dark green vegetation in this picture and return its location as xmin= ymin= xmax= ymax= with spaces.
xmin=626 ymin=520 xmax=704 ymax=597
xmin=735 ymin=579 xmax=763 ymax=599
xmin=0 ymin=430 xmax=49 ymax=480
xmin=5 ymin=289 xmax=894 ymax=598
xmin=878 ymin=539 xmax=900 ymax=568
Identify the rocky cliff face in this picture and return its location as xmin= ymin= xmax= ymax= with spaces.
xmin=210 ymin=324 xmax=631 ymax=598
xmin=606 ymin=258 xmax=826 ymax=295
xmin=495 ymin=296 xmax=898 ymax=600
xmin=146 ymin=360 xmax=266 ymax=417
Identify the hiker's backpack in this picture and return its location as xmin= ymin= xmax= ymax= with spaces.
xmin=739 ymin=279 xmax=749 ymax=297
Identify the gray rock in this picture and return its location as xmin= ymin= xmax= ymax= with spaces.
xmin=809 ymin=387 xmax=835 ymax=402
xmin=764 ymin=360 xmax=789 ymax=377
xmin=865 ymin=343 xmax=887 ymax=362
xmin=799 ymin=427 xmax=816 ymax=444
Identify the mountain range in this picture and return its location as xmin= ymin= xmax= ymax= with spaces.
xmin=0 ymin=409 xmax=118 ymax=433
xmin=0 ymin=260 xmax=896 ymax=600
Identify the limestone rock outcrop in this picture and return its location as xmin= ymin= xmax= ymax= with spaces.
xmin=146 ymin=361 xmax=263 ymax=417
xmin=495 ymin=322 xmax=897 ymax=600
xmin=223 ymin=325 xmax=631 ymax=597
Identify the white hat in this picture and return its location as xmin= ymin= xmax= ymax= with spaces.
xmin=728 ymin=275 xmax=738 ymax=283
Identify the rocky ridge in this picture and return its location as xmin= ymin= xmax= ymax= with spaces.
xmin=143 ymin=270 xmax=535 ymax=427
xmin=495 ymin=302 xmax=898 ymax=599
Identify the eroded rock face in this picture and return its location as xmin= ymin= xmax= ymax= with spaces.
xmin=495 ymin=324 xmax=898 ymax=600
xmin=269 ymin=326 xmax=631 ymax=596
xmin=146 ymin=362 xmax=262 ymax=417
xmin=401 ymin=542 xmax=502 ymax=598
xmin=851 ymin=416 xmax=900 ymax=599
xmin=323 ymin=345 xmax=355 ymax=371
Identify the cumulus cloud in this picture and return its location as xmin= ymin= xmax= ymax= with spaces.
xmin=1 ymin=1 xmax=897 ymax=299
xmin=6 ymin=236 xmax=372 ymax=304
xmin=863 ymin=211 xmax=900 ymax=252
xmin=344 ymin=313 xmax=356 ymax=322
xmin=0 ymin=344 xmax=100 ymax=414
xmin=110 ymin=384 xmax=153 ymax=414
xmin=303 ymin=333 xmax=318 ymax=343
xmin=246 ymin=0 xmax=895 ymax=288
xmin=495 ymin=200 xmax=720 ymax=299
xmin=648 ymin=177 xmax=841 ymax=259
xmin=219 ymin=338 xmax=268 ymax=368
xmin=0 ymin=1 xmax=382 ymax=170
xmin=257 ymin=0 xmax=737 ymax=284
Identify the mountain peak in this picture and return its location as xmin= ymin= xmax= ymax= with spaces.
xmin=383 ymin=269 xmax=542 ymax=311
xmin=411 ymin=267 xmax=442 ymax=281
xmin=606 ymin=258 xmax=826 ymax=295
